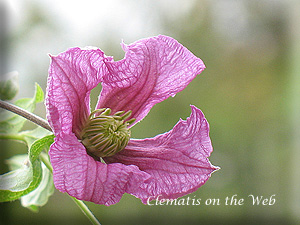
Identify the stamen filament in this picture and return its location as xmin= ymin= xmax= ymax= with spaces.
xmin=114 ymin=111 xmax=125 ymax=116
xmin=120 ymin=110 xmax=132 ymax=120
xmin=127 ymin=118 xmax=136 ymax=125
xmin=89 ymin=108 xmax=106 ymax=119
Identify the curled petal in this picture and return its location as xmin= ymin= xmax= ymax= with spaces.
xmin=45 ymin=47 xmax=109 ymax=136
xmin=49 ymin=133 xmax=150 ymax=206
xmin=105 ymin=105 xmax=218 ymax=203
xmin=96 ymin=35 xmax=205 ymax=125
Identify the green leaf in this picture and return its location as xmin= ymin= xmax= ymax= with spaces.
xmin=0 ymin=157 xmax=33 ymax=192
xmin=0 ymin=83 xmax=44 ymax=133
xmin=29 ymin=135 xmax=54 ymax=163
xmin=0 ymin=135 xmax=54 ymax=202
xmin=34 ymin=82 xmax=44 ymax=103
xmin=21 ymin=158 xmax=54 ymax=212
xmin=25 ymin=205 xmax=39 ymax=213
xmin=22 ymin=126 xmax=52 ymax=148
xmin=7 ymin=154 xmax=55 ymax=212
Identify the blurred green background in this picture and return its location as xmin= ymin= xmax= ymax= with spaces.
xmin=1 ymin=0 xmax=299 ymax=224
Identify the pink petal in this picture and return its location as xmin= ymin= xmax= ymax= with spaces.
xmin=45 ymin=47 xmax=109 ymax=136
xmin=96 ymin=35 xmax=205 ymax=125
xmin=105 ymin=105 xmax=218 ymax=203
xmin=49 ymin=133 xmax=150 ymax=206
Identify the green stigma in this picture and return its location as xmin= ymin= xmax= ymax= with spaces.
xmin=80 ymin=108 xmax=135 ymax=158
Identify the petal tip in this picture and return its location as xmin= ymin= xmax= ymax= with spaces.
xmin=120 ymin=40 xmax=128 ymax=52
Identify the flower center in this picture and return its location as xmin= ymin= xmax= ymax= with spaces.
xmin=80 ymin=108 xmax=135 ymax=158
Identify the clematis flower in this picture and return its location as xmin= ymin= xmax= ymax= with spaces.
xmin=45 ymin=35 xmax=218 ymax=206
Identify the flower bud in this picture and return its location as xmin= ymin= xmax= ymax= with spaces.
xmin=0 ymin=71 xmax=19 ymax=100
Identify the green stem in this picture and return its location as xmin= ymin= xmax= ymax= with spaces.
xmin=0 ymin=133 xmax=25 ymax=142
xmin=40 ymin=152 xmax=53 ymax=173
xmin=71 ymin=197 xmax=102 ymax=225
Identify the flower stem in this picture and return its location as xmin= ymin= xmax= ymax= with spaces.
xmin=0 ymin=100 xmax=52 ymax=132
xmin=71 ymin=197 xmax=102 ymax=225
xmin=40 ymin=152 xmax=53 ymax=173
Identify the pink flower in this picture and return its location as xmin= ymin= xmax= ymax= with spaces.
xmin=45 ymin=35 xmax=218 ymax=206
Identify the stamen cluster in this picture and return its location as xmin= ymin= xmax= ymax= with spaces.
xmin=80 ymin=108 xmax=135 ymax=158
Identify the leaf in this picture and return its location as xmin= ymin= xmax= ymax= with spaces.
xmin=7 ymin=154 xmax=55 ymax=212
xmin=25 ymin=205 xmax=39 ymax=213
xmin=29 ymin=135 xmax=54 ymax=163
xmin=0 ymin=135 xmax=54 ymax=202
xmin=22 ymin=126 xmax=52 ymax=148
xmin=0 ymin=157 xmax=33 ymax=191
xmin=33 ymin=83 xmax=44 ymax=103
xmin=21 ymin=158 xmax=54 ymax=212
xmin=0 ymin=83 xmax=44 ymax=133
